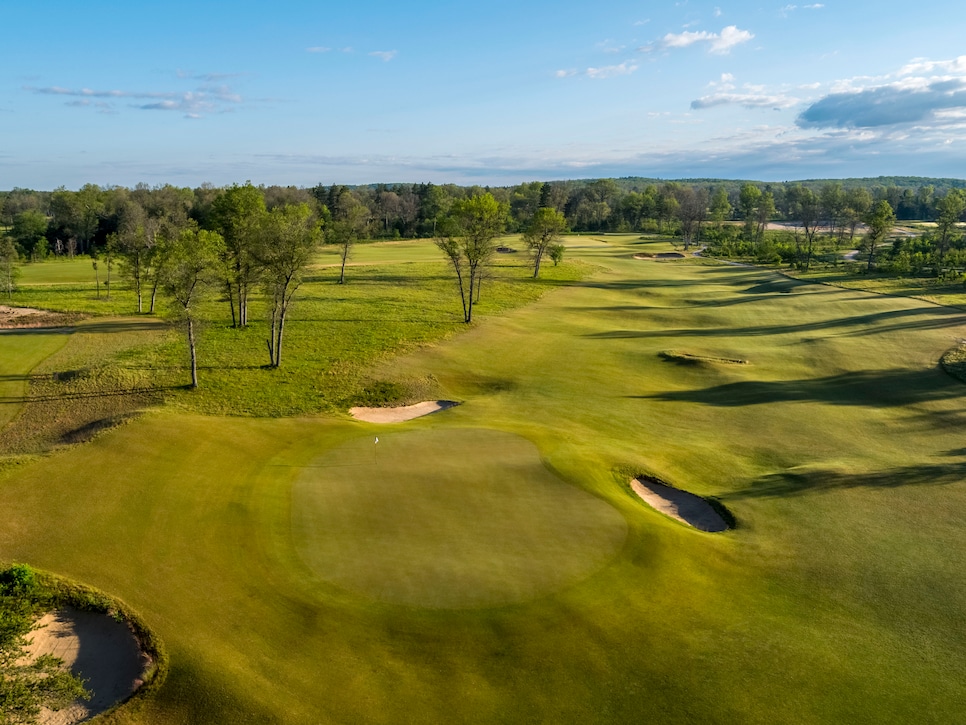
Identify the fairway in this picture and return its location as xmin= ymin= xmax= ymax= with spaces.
xmin=292 ymin=428 xmax=627 ymax=607
xmin=2 ymin=236 xmax=966 ymax=723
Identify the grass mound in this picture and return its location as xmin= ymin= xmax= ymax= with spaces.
xmin=292 ymin=428 xmax=627 ymax=608
xmin=659 ymin=350 xmax=749 ymax=366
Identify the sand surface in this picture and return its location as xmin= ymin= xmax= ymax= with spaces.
xmin=0 ymin=305 xmax=75 ymax=329
xmin=630 ymin=478 xmax=728 ymax=532
xmin=349 ymin=400 xmax=458 ymax=423
xmin=633 ymin=252 xmax=686 ymax=260
xmin=22 ymin=608 xmax=148 ymax=725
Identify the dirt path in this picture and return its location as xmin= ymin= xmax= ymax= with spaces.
xmin=22 ymin=608 xmax=148 ymax=725
xmin=630 ymin=478 xmax=728 ymax=532
xmin=349 ymin=400 xmax=458 ymax=423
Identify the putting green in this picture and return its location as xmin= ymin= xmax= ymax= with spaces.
xmin=291 ymin=428 xmax=628 ymax=608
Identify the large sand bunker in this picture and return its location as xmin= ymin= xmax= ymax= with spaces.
xmin=630 ymin=478 xmax=729 ymax=532
xmin=633 ymin=252 xmax=686 ymax=260
xmin=22 ymin=607 xmax=149 ymax=724
xmin=349 ymin=400 xmax=458 ymax=423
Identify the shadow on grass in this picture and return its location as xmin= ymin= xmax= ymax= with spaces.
xmin=0 ymin=385 xmax=176 ymax=405
xmin=726 ymin=460 xmax=966 ymax=500
xmin=635 ymin=368 xmax=964 ymax=408
xmin=586 ymin=306 xmax=966 ymax=340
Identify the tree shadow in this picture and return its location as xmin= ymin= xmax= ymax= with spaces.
xmin=586 ymin=305 xmax=966 ymax=341
xmin=635 ymin=368 xmax=965 ymax=408
xmin=726 ymin=459 xmax=966 ymax=500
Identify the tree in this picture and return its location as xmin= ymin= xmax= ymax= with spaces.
xmin=0 ymin=237 xmax=20 ymax=299
xmin=739 ymin=183 xmax=762 ymax=240
xmin=210 ymin=183 xmax=266 ymax=327
xmin=862 ymin=200 xmax=897 ymax=272
xmin=787 ymin=185 xmax=822 ymax=271
xmin=435 ymin=193 xmax=507 ymax=323
xmin=523 ymin=207 xmax=567 ymax=278
xmin=116 ymin=201 xmax=155 ymax=313
xmin=162 ymin=228 xmax=225 ymax=388
xmin=755 ymin=191 xmax=776 ymax=244
xmin=843 ymin=187 xmax=873 ymax=242
xmin=9 ymin=210 xmax=48 ymax=260
xmin=674 ymin=186 xmax=708 ymax=250
xmin=259 ymin=204 xmax=322 ymax=367
xmin=326 ymin=196 xmax=368 ymax=284
xmin=934 ymin=190 xmax=965 ymax=269
xmin=709 ymin=187 xmax=732 ymax=229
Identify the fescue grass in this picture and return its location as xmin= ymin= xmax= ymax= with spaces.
xmin=1 ymin=235 xmax=965 ymax=722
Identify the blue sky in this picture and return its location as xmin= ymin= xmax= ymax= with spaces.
xmin=3 ymin=0 xmax=966 ymax=189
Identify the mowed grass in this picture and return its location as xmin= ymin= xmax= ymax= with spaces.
xmin=0 ymin=236 xmax=965 ymax=722
xmin=292 ymin=427 xmax=627 ymax=608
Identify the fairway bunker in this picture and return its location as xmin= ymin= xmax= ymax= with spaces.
xmin=630 ymin=477 xmax=730 ymax=532
xmin=292 ymin=428 xmax=627 ymax=608
xmin=633 ymin=252 xmax=686 ymax=260
xmin=659 ymin=350 xmax=748 ymax=366
xmin=349 ymin=400 xmax=458 ymax=423
xmin=22 ymin=607 xmax=150 ymax=724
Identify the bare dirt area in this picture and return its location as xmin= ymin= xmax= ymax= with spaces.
xmin=22 ymin=607 xmax=149 ymax=724
xmin=630 ymin=478 xmax=729 ymax=532
xmin=0 ymin=305 xmax=80 ymax=329
xmin=349 ymin=400 xmax=458 ymax=423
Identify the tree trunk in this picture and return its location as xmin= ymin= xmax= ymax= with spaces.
xmin=187 ymin=316 xmax=198 ymax=388
xmin=533 ymin=254 xmax=542 ymax=278
xmin=275 ymin=307 xmax=286 ymax=367
xmin=150 ymin=281 xmax=159 ymax=314
xmin=340 ymin=247 xmax=348 ymax=284
xmin=226 ymin=282 xmax=237 ymax=328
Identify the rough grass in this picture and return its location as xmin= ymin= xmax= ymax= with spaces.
xmin=1 ymin=236 xmax=966 ymax=722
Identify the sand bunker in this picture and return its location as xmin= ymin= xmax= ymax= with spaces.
xmin=0 ymin=304 xmax=46 ymax=318
xmin=633 ymin=252 xmax=686 ymax=260
xmin=0 ymin=305 xmax=77 ymax=329
xmin=630 ymin=478 xmax=729 ymax=532
xmin=349 ymin=400 xmax=458 ymax=423
xmin=22 ymin=607 xmax=149 ymax=725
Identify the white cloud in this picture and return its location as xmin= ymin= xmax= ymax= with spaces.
xmin=643 ymin=25 xmax=754 ymax=55
xmin=714 ymin=7 xmax=722 ymax=17
xmin=586 ymin=62 xmax=639 ymax=79
xmin=306 ymin=46 xmax=331 ymax=53
xmin=691 ymin=92 xmax=799 ymax=110
xmin=369 ymin=50 xmax=398 ymax=62
xmin=555 ymin=69 xmax=577 ymax=78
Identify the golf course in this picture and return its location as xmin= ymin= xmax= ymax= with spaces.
xmin=2 ymin=234 xmax=966 ymax=723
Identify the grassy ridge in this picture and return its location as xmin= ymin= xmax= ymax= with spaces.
xmin=0 ymin=235 xmax=965 ymax=722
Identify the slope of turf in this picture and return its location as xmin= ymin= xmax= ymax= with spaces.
xmin=0 ymin=235 xmax=965 ymax=723
xmin=292 ymin=428 xmax=627 ymax=608
xmin=0 ymin=327 xmax=71 ymax=427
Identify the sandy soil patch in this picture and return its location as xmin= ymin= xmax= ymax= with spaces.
xmin=349 ymin=400 xmax=458 ymax=423
xmin=22 ymin=608 xmax=149 ymax=725
xmin=630 ymin=478 xmax=729 ymax=532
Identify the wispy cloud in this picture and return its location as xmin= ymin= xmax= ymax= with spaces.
xmin=691 ymin=73 xmax=798 ymax=110
xmin=24 ymin=82 xmax=245 ymax=118
xmin=369 ymin=50 xmax=398 ymax=62
xmin=596 ymin=39 xmax=625 ymax=54
xmin=641 ymin=25 xmax=754 ymax=55
xmin=306 ymin=46 xmax=331 ymax=53
xmin=556 ymin=61 xmax=638 ymax=80
xmin=587 ymin=62 xmax=638 ymax=79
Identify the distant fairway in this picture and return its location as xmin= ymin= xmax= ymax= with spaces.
xmin=292 ymin=428 xmax=627 ymax=607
